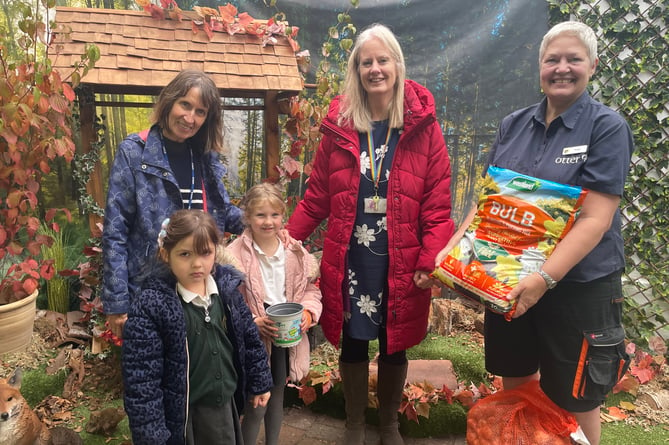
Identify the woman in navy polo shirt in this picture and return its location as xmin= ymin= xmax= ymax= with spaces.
xmin=436 ymin=21 xmax=634 ymax=445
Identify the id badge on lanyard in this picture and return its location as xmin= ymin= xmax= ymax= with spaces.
xmin=364 ymin=128 xmax=391 ymax=214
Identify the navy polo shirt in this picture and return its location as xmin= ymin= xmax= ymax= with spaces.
xmin=486 ymin=91 xmax=634 ymax=282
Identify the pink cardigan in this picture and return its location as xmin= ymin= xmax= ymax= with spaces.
xmin=227 ymin=230 xmax=323 ymax=382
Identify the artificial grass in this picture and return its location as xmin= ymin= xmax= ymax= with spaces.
xmin=601 ymin=423 xmax=669 ymax=445
xmin=19 ymin=364 xmax=130 ymax=445
xmin=71 ymin=399 xmax=131 ymax=444
xmin=19 ymin=367 xmax=68 ymax=408
xmin=367 ymin=333 xmax=488 ymax=385
xmin=406 ymin=334 xmax=487 ymax=384
xmin=297 ymin=334 xmax=669 ymax=443
xmin=285 ymin=333 xmax=485 ymax=437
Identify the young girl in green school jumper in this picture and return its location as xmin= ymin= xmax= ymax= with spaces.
xmin=122 ymin=209 xmax=273 ymax=445
xmin=228 ymin=183 xmax=323 ymax=445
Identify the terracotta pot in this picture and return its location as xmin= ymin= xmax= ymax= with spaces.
xmin=0 ymin=290 xmax=38 ymax=355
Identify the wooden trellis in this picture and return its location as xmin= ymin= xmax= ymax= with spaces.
xmin=554 ymin=0 xmax=669 ymax=342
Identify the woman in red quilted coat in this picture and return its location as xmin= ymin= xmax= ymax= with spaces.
xmin=287 ymin=23 xmax=454 ymax=445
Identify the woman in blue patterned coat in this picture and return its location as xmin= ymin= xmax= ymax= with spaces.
xmin=102 ymin=70 xmax=244 ymax=339
xmin=122 ymin=210 xmax=272 ymax=445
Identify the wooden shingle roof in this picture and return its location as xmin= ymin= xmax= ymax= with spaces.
xmin=51 ymin=7 xmax=303 ymax=96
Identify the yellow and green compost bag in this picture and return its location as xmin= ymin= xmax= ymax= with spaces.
xmin=433 ymin=166 xmax=587 ymax=316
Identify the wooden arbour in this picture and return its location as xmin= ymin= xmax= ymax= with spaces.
xmin=50 ymin=7 xmax=303 ymax=223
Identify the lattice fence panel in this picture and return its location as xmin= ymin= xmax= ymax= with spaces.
xmin=551 ymin=0 xmax=669 ymax=343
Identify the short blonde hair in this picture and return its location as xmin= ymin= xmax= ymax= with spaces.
xmin=539 ymin=21 xmax=598 ymax=67
xmin=339 ymin=23 xmax=406 ymax=133
xmin=239 ymin=183 xmax=286 ymax=226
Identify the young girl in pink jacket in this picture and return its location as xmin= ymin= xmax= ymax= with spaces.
xmin=227 ymin=183 xmax=322 ymax=445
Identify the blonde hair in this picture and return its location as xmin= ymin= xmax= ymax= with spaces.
xmin=539 ymin=21 xmax=598 ymax=67
xmin=339 ymin=23 xmax=406 ymax=133
xmin=239 ymin=183 xmax=286 ymax=226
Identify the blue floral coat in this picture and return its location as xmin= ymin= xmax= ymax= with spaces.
xmin=122 ymin=264 xmax=273 ymax=445
xmin=101 ymin=125 xmax=244 ymax=315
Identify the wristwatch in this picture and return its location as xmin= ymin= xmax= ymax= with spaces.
xmin=538 ymin=269 xmax=558 ymax=289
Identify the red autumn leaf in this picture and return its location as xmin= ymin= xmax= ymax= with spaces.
xmin=26 ymin=240 xmax=42 ymax=256
xmin=477 ymin=383 xmax=493 ymax=397
xmin=40 ymin=260 xmax=55 ymax=280
xmin=237 ymin=12 xmax=253 ymax=28
xmin=45 ymin=208 xmax=58 ymax=222
xmin=284 ymin=118 xmax=298 ymax=138
xmin=147 ymin=4 xmax=166 ymax=19
xmin=83 ymin=245 xmax=103 ymax=256
xmin=217 ymin=3 xmax=237 ymax=23
xmin=303 ymin=162 xmax=313 ymax=177
xmin=606 ymin=406 xmax=628 ymax=421
xmin=630 ymin=350 xmax=656 ymax=384
xmin=245 ymin=21 xmax=263 ymax=36
xmin=631 ymin=363 xmax=655 ymax=384
xmin=37 ymin=95 xmax=49 ymax=114
xmin=299 ymin=385 xmax=317 ymax=405
xmin=203 ymin=22 xmax=213 ymax=40
xmin=281 ymin=156 xmax=302 ymax=178
xmin=321 ymin=378 xmax=333 ymax=395
xmin=289 ymin=98 xmax=301 ymax=116
xmin=6 ymin=189 xmax=23 ymax=208
xmin=62 ymin=82 xmax=75 ymax=102
xmin=7 ymin=241 xmax=24 ymax=256
xmin=454 ymin=389 xmax=475 ymax=408
xmin=440 ymin=385 xmax=454 ymax=404
xmin=0 ymin=127 xmax=18 ymax=145
xmin=167 ymin=8 xmax=182 ymax=21
xmin=49 ymin=93 xmax=70 ymax=114
xmin=35 ymin=233 xmax=53 ymax=247
xmin=58 ymin=268 xmax=79 ymax=277
xmin=401 ymin=401 xmax=418 ymax=423
xmin=26 ymin=216 xmax=41 ymax=234
xmin=22 ymin=258 xmax=39 ymax=271
xmin=612 ymin=374 xmax=639 ymax=395
xmin=22 ymin=277 xmax=39 ymax=295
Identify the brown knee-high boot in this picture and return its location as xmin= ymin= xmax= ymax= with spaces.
xmin=377 ymin=360 xmax=408 ymax=445
xmin=339 ymin=360 xmax=369 ymax=445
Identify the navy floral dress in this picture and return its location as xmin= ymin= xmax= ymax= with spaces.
xmin=344 ymin=120 xmax=399 ymax=340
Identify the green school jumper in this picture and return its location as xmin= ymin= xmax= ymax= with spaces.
xmin=182 ymin=296 xmax=237 ymax=406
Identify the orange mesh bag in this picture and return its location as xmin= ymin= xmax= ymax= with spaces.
xmin=466 ymin=380 xmax=580 ymax=445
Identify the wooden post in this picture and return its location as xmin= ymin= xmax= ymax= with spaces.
xmin=78 ymin=86 xmax=105 ymax=235
xmin=265 ymin=91 xmax=280 ymax=182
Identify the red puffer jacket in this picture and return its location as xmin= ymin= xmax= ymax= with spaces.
xmin=288 ymin=79 xmax=454 ymax=354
